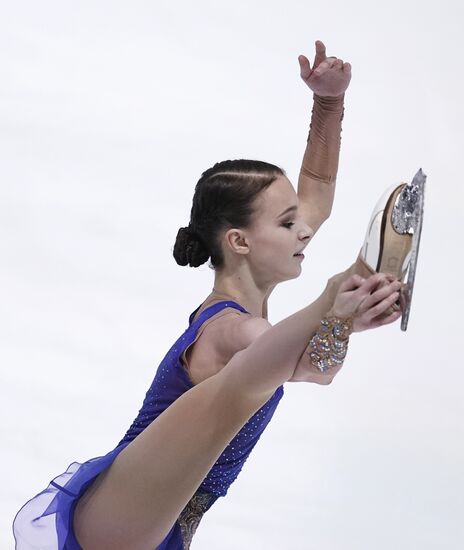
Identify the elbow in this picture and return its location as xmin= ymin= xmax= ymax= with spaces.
xmin=319 ymin=206 xmax=332 ymax=223
xmin=304 ymin=375 xmax=335 ymax=386
xmin=315 ymin=215 xmax=329 ymax=232
xmin=289 ymin=360 xmax=338 ymax=385
xmin=306 ymin=209 xmax=331 ymax=234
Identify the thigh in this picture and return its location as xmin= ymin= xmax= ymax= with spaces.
xmin=73 ymin=356 xmax=271 ymax=550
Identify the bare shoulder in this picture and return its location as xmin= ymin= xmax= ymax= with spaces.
xmin=213 ymin=312 xmax=273 ymax=358
xmin=230 ymin=315 xmax=273 ymax=349
xmin=183 ymin=308 xmax=273 ymax=386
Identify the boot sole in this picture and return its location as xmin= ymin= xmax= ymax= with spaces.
xmin=376 ymin=184 xmax=412 ymax=280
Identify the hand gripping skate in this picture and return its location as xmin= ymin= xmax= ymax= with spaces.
xmin=360 ymin=168 xmax=427 ymax=331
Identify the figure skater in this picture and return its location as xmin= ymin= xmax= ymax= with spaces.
xmin=12 ymin=40 xmax=413 ymax=549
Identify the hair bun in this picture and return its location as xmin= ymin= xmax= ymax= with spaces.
xmin=173 ymin=159 xmax=285 ymax=269
xmin=184 ymin=225 xmax=197 ymax=239
xmin=173 ymin=224 xmax=209 ymax=267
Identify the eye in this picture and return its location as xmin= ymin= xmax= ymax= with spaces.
xmin=282 ymin=221 xmax=295 ymax=229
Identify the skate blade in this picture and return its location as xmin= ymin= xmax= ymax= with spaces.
xmin=400 ymin=168 xmax=427 ymax=331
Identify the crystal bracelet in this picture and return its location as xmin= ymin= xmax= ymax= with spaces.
xmin=306 ymin=314 xmax=353 ymax=373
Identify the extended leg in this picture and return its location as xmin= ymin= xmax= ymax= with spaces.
xmin=73 ymin=355 xmax=274 ymax=550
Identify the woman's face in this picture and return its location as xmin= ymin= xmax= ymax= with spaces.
xmin=224 ymin=176 xmax=314 ymax=285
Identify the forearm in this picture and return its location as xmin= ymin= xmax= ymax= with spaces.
xmin=290 ymin=254 xmax=398 ymax=383
xmin=297 ymin=93 xmax=345 ymax=229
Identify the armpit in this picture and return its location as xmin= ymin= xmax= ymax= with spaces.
xmin=180 ymin=309 xmax=248 ymax=385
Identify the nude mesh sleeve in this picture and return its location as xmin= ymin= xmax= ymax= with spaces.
xmin=300 ymin=93 xmax=345 ymax=184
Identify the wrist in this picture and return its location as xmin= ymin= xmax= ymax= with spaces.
xmin=326 ymin=272 xmax=346 ymax=303
xmin=313 ymin=92 xmax=345 ymax=107
xmin=307 ymin=313 xmax=352 ymax=373
xmin=323 ymin=311 xmax=354 ymax=338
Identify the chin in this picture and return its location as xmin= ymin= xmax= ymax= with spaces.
xmin=278 ymin=266 xmax=302 ymax=283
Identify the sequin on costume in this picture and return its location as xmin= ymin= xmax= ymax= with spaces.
xmin=177 ymin=489 xmax=217 ymax=549
xmin=12 ymin=300 xmax=284 ymax=549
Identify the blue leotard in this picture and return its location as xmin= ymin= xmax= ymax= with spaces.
xmin=13 ymin=300 xmax=284 ymax=549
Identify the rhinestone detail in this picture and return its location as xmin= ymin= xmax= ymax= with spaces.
xmin=392 ymin=169 xmax=426 ymax=235
xmin=177 ymin=490 xmax=217 ymax=549
xmin=306 ymin=316 xmax=353 ymax=373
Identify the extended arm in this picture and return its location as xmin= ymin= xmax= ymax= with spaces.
xmin=289 ymin=269 xmax=403 ymax=383
xmin=225 ymin=272 xmax=402 ymax=401
xmin=296 ymin=41 xmax=351 ymax=233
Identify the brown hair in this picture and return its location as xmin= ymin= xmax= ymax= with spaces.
xmin=173 ymin=159 xmax=286 ymax=269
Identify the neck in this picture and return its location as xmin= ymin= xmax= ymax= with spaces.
xmin=209 ymin=285 xmax=274 ymax=320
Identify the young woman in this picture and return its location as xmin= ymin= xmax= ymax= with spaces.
xmin=12 ymin=41 xmax=406 ymax=549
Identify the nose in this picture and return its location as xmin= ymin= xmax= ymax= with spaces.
xmin=298 ymin=220 xmax=314 ymax=242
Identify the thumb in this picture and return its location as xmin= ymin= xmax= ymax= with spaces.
xmin=298 ymin=55 xmax=312 ymax=79
xmin=338 ymin=274 xmax=365 ymax=293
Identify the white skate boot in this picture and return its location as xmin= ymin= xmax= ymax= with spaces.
xmin=360 ymin=168 xmax=427 ymax=331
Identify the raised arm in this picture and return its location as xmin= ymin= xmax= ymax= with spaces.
xmin=296 ymin=40 xmax=351 ymax=234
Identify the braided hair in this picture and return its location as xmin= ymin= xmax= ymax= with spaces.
xmin=173 ymin=159 xmax=285 ymax=270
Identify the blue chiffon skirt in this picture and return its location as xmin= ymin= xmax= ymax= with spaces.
xmin=12 ymin=441 xmax=186 ymax=549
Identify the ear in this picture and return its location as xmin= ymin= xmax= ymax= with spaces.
xmin=223 ymin=228 xmax=251 ymax=256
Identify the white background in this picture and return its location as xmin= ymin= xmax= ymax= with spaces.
xmin=2 ymin=1 xmax=463 ymax=548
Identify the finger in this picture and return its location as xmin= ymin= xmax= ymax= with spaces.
xmin=343 ymin=62 xmax=352 ymax=73
xmin=298 ymin=54 xmax=312 ymax=79
xmin=357 ymin=273 xmax=391 ymax=296
xmin=364 ymin=291 xmax=400 ymax=320
xmin=314 ymin=59 xmax=337 ymax=75
xmin=371 ymin=274 xmax=401 ymax=297
xmin=379 ymin=271 xmax=398 ymax=281
xmin=399 ymin=285 xmax=409 ymax=311
xmin=313 ymin=40 xmax=327 ymax=69
xmin=361 ymin=280 xmax=402 ymax=310
xmin=338 ymin=274 xmax=365 ymax=293
xmin=370 ymin=309 xmax=402 ymax=328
